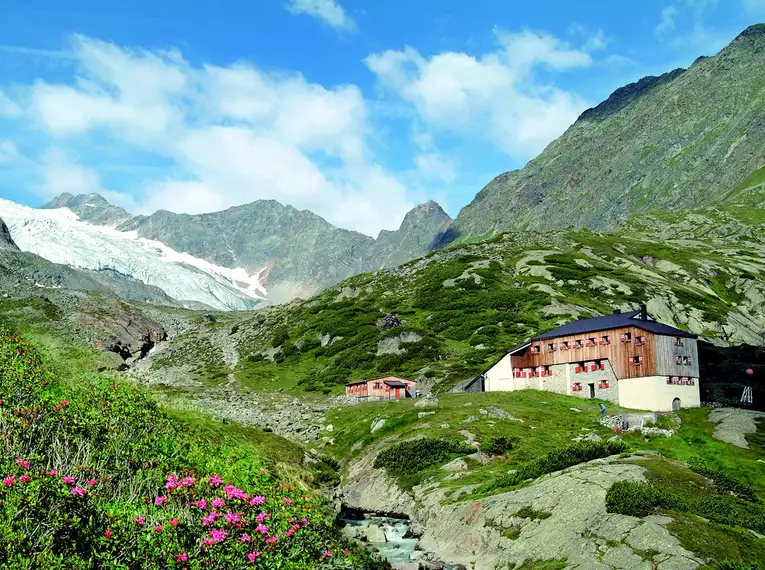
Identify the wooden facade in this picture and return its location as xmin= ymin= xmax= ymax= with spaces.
xmin=345 ymin=376 xmax=416 ymax=400
xmin=510 ymin=326 xmax=699 ymax=381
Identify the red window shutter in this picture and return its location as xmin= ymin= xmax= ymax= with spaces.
xmin=687 ymin=358 xmax=693 ymax=366
xmin=599 ymin=362 xmax=605 ymax=370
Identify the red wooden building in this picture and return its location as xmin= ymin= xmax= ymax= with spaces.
xmin=344 ymin=376 xmax=416 ymax=400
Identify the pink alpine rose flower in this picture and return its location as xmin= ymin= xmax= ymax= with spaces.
xmin=19 ymin=474 xmax=31 ymax=484
xmin=169 ymin=518 xmax=180 ymax=528
xmin=15 ymin=458 xmax=29 ymax=470
xmin=46 ymin=470 xmax=58 ymax=477
xmin=2 ymin=476 xmax=16 ymax=487
xmin=70 ymin=487 xmax=87 ymax=497
xmin=208 ymin=474 xmax=223 ymax=487
xmin=174 ymin=553 xmax=188 ymax=562
xmin=62 ymin=475 xmax=76 ymax=485
xmin=248 ymin=551 xmax=261 ymax=562
xmin=154 ymin=496 xmax=169 ymax=507
xmin=134 ymin=516 xmax=146 ymax=526
xmin=283 ymin=497 xmax=293 ymax=505
xmin=86 ymin=479 xmax=97 ymax=487
xmin=211 ymin=497 xmax=225 ymax=509
xmin=239 ymin=534 xmax=251 ymax=542
xmin=250 ymin=495 xmax=266 ymax=506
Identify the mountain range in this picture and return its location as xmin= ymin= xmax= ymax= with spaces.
xmin=1 ymin=24 xmax=763 ymax=314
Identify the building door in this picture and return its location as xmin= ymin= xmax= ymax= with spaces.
xmin=588 ymin=383 xmax=595 ymax=399
xmin=672 ymin=398 xmax=682 ymax=411
xmin=395 ymin=388 xmax=401 ymax=399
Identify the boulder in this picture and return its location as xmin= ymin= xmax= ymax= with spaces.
xmin=370 ymin=417 xmax=387 ymax=434
xmin=365 ymin=524 xmax=387 ymax=543
xmin=583 ymin=433 xmax=602 ymax=442
xmin=418 ymin=411 xmax=436 ymax=419
xmin=415 ymin=395 xmax=439 ymax=408
xmin=441 ymin=458 xmax=469 ymax=472
xmin=486 ymin=406 xmax=516 ymax=420
xmin=461 ymin=416 xmax=479 ymax=424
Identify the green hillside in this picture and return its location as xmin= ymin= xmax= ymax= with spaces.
xmin=449 ymin=24 xmax=765 ymax=243
xmin=144 ymin=207 xmax=765 ymax=396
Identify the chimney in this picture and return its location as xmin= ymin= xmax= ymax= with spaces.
xmin=640 ymin=303 xmax=648 ymax=321
xmin=613 ymin=309 xmax=621 ymax=315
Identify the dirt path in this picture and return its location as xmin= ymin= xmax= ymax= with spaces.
xmin=708 ymin=407 xmax=765 ymax=449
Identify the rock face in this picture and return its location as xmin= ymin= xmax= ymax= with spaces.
xmin=413 ymin=456 xmax=702 ymax=570
xmin=0 ymin=218 xmax=17 ymax=249
xmin=42 ymin=192 xmax=132 ymax=227
xmin=708 ymin=407 xmax=765 ymax=448
xmin=448 ymin=25 xmax=765 ymax=243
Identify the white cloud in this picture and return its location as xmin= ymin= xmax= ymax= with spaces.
xmin=365 ymin=28 xmax=591 ymax=159
xmin=285 ymin=0 xmax=356 ymax=31
xmin=40 ymin=149 xmax=106 ymax=198
xmin=656 ymin=6 xmax=678 ymax=35
xmin=0 ymin=90 xmax=23 ymax=117
xmin=414 ymin=152 xmax=456 ymax=184
xmin=12 ymin=34 xmax=412 ymax=236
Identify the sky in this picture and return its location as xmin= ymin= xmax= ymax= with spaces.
xmin=0 ymin=0 xmax=763 ymax=237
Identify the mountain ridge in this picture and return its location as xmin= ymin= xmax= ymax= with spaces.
xmin=447 ymin=23 xmax=765 ymax=243
xmin=41 ymin=193 xmax=453 ymax=301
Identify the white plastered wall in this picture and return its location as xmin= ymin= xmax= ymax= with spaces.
xmin=618 ymin=376 xmax=701 ymax=412
xmin=484 ymin=353 xmax=516 ymax=391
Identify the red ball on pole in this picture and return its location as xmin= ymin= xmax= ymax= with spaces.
xmin=745 ymin=368 xmax=754 ymax=376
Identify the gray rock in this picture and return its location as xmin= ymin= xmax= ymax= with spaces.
xmin=458 ymin=430 xmax=476 ymax=443
xmin=583 ymin=433 xmax=602 ymax=442
xmin=461 ymin=415 xmax=479 ymax=424
xmin=418 ymin=411 xmax=436 ymax=419
xmin=570 ymin=407 xmax=583 ymax=413
xmin=370 ymin=417 xmax=387 ymax=433
xmin=441 ymin=423 xmax=450 ymax=429
xmin=441 ymin=458 xmax=469 ymax=472
xmin=608 ymin=436 xmax=625 ymax=444
xmin=462 ymin=402 xmax=473 ymax=407
xmin=415 ymin=395 xmax=439 ymax=408
xmin=486 ymin=406 xmax=516 ymax=420
xmin=365 ymin=524 xmax=387 ymax=543
xmin=326 ymin=424 xmax=334 ymax=432
xmin=414 ymin=423 xmax=432 ymax=429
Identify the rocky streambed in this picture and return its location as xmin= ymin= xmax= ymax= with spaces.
xmin=338 ymin=507 xmax=465 ymax=570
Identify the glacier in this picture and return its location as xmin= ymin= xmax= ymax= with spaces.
xmin=0 ymin=197 xmax=268 ymax=311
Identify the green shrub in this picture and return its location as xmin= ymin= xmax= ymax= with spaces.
xmin=606 ymin=481 xmax=661 ymax=517
xmin=373 ymin=437 xmax=474 ymax=484
xmin=0 ymin=331 xmax=391 ymax=569
xmin=482 ymin=436 xmax=514 ymax=456
xmin=482 ymin=439 xmax=628 ymax=493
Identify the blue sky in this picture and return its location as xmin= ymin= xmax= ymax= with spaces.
xmin=0 ymin=0 xmax=763 ymax=236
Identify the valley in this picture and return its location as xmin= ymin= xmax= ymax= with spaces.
xmin=1 ymin=21 xmax=765 ymax=570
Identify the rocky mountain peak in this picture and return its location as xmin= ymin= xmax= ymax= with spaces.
xmin=42 ymin=193 xmax=133 ymax=227
xmin=1 ymin=217 xmax=18 ymax=249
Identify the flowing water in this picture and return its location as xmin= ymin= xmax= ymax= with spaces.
xmin=338 ymin=507 xmax=462 ymax=569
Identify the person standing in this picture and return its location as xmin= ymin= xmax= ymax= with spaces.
xmin=600 ymin=403 xmax=606 ymax=417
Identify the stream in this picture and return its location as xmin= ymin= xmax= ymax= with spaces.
xmin=338 ymin=507 xmax=463 ymax=569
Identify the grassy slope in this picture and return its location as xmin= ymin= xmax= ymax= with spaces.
xmin=148 ymin=207 xmax=765 ymax=395
xmin=323 ymin=388 xmax=765 ymax=568
xmin=0 ymin=328 xmax=389 ymax=569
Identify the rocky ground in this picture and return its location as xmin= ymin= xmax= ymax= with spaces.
xmin=708 ymin=407 xmax=765 ymax=448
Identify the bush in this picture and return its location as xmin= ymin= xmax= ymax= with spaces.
xmin=606 ymin=480 xmax=661 ymax=517
xmin=482 ymin=439 xmax=628 ymax=493
xmin=482 ymin=436 xmax=514 ymax=456
xmin=0 ymin=331 xmax=391 ymax=569
xmin=374 ymin=438 xmax=474 ymax=478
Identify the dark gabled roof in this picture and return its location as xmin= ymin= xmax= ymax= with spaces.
xmin=383 ymin=380 xmax=409 ymax=388
xmin=533 ymin=310 xmax=697 ymax=341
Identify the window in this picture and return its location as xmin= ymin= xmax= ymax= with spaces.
xmin=675 ymin=356 xmax=682 ymax=366
xmin=374 ymin=383 xmax=381 ymax=389
xmin=630 ymin=355 xmax=643 ymax=366
xmin=589 ymin=337 xmax=597 ymax=346
xmin=572 ymin=340 xmax=582 ymax=349
xmin=620 ymin=332 xmax=633 ymax=342
xmin=560 ymin=342 xmax=568 ymax=350
xmin=530 ymin=344 xmax=541 ymax=354
xmin=574 ymin=362 xmax=583 ymax=374
xmin=598 ymin=380 xmax=610 ymax=389
xmin=572 ymin=382 xmax=583 ymax=392
xmin=674 ymin=337 xmax=685 ymax=347
xmin=548 ymin=343 xmax=556 ymax=352
xmin=635 ymin=335 xmax=645 ymax=346
xmin=602 ymin=336 xmax=611 ymax=345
